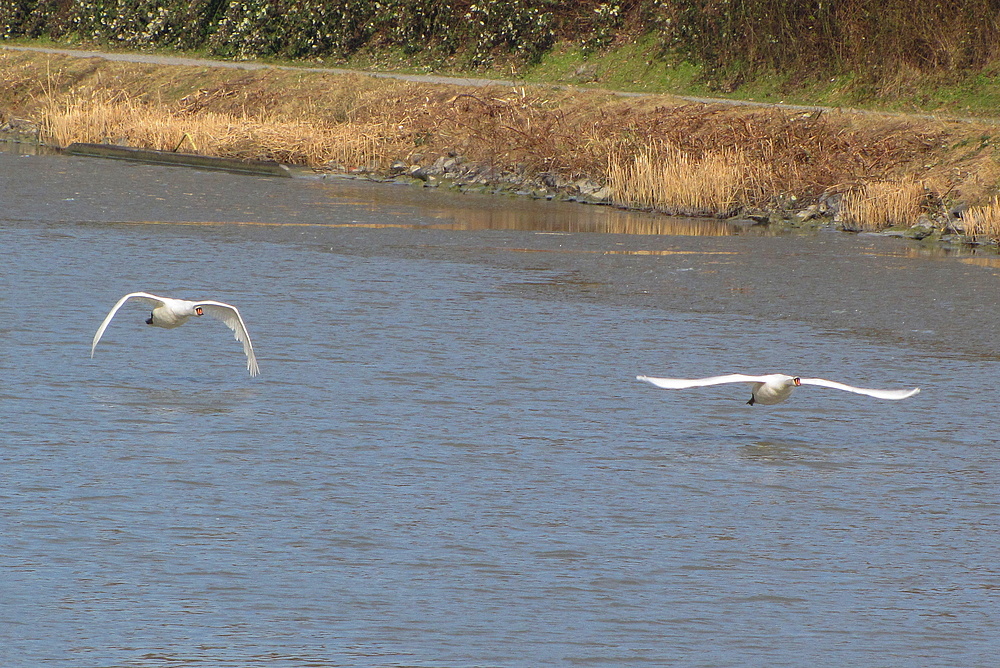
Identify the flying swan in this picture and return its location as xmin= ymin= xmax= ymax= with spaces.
xmin=636 ymin=373 xmax=918 ymax=405
xmin=91 ymin=292 xmax=260 ymax=377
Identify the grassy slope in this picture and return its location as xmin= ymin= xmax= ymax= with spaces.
xmin=335 ymin=34 xmax=1000 ymax=119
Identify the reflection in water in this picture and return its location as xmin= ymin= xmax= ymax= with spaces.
xmin=0 ymin=139 xmax=58 ymax=156
xmin=604 ymin=249 xmax=739 ymax=255
xmin=315 ymin=176 xmax=753 ymax=235
xmin=865 ymin=245 xmax=980 ymax=260
xmin=91 ymin=385 xmax=259 ymax=416
xmin=959 ymin=256 xmax=1000 ymax=269
xmin=101 ymin=211 xmax=755 ymax=236
xmin=409 ymin=206 xmax=745 ymax=236
xmin=736 ymin=438 xmax=864 ymax=475
xmin=478 ymin=246 xmax=740 ymax=256
xmin=369 ymin=203 xmax=762 ymax=235
xmin=739 ymin=438 xmax=831 ymax=460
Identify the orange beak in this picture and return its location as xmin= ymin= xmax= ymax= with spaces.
xmin=195 ymin=307 xmax=204 ymax=316
xmin=793 ymin=377 xmax=802 ymax=386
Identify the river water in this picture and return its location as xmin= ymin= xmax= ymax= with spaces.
xmin=2 ymin=148 xmax=999 ymax=667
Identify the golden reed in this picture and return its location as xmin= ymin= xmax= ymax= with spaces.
xmin=839 ymin=179 xmax=924 ymax=231
xmin=39 ymin=93 xmax=389 ymax=169
xmin=963 ymin=196 xmax=1000 ymax=238
xmin=607 ymin=144 xmax=754 ymax=217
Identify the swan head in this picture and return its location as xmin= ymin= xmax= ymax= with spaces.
xmin=195 ymin=306 xmax=204 ymax=316
xmin=792 ymin=377 xmax=802 ymax=386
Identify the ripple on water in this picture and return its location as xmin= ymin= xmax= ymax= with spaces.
xmin=3 ymin=152 xmax=999 ymax=668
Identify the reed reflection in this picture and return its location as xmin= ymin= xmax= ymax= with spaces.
xmin=340 ymin=200 xmax=758 ymax=236
xmin=130 ymin=209 xmax=764 ymax=236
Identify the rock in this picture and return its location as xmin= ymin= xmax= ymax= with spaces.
xmin=407 ymin=165 xmax=429 ymax=181
xmin=795 ymin=204 xmax=821 ymax=222
xmin=820 ymin=192 xmax=843 ymax=220
xmin=0 ymin=117 xmax=38 ymax=134
xmin=944 ymin=217 xmax=968 ymax=235
xmin=904 ymin=216 xmax=937 ymax=240
xmin=573 ymin=178 xmax=602 ymax=195
xmin=389 ymin=160 xmax=407 ymax=174
xmin=743 ymin=209 xmax=770 ymax=224
xmin=587 ymin=187 xmax=613 ymax=203
xmin=899 ymin=225 xmax=934 ymax=241
xmin=949 ymin=203 xmax=968 ymax=219
xmin=540 ymin=172 xmax=570 ymax=189
xmin=941 ymin=233 xmax=974 ymax=245
xmin=427 ymin=156 xmax=448 ymax=175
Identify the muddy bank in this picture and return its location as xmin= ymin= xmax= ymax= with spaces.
xmin=3 ymin=46 xmax=1000 ymax=247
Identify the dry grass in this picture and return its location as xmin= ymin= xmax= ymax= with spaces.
xmin=591 ymin=104 xmax=949 ymax=202
xmin=39 ymin=92 xmax=393 ymax=169
xmin=839 ymin=178 xmax=925 ymax=231
xmin=963 ymin=196 xmax=1000 ymax=238
xmin=607 ymin=144 xmax=757 ymax=216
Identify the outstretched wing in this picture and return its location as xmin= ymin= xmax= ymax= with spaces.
xmin=798 ymin=377 xmax=919 ymax=400
xmin=91 ymin=292 xmax=166 ymax=357
xmin=636 ymin=373 xmax=774 ymax=389
xmin=195 ymin=301 xmax=260 ymax=377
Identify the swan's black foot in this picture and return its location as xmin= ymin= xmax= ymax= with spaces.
xmin=746 ymin=396 xmax=755 ymax=405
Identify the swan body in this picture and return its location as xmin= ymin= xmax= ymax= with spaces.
xmin=636 ymin=373 xmax=918 ymax=405
xmin=91 ymin=292 xmax=259 ymax=377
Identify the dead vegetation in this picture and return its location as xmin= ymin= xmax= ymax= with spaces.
xmin=607 ymin=144 xmax=757 ymax=216
xmin=964 ymin=196 xmax=1000 ymax=238
xmin=39 ymin=91 xmax=393 ymax=168
xmin=839 ymin=178 xmax=926 ymax=231
xmin=3 ymin=49 xmax=1000 ymax=228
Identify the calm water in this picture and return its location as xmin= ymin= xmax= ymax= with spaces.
xmin=2 ymin=149 xmax=999 ymax=667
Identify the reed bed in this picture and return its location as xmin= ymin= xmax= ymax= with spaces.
xmin=39 ymin=94 xmax=392 ymax=169
xmin=963 ymin=196 xmax=1000 ymax=238
xmin=839 ymin=179 xmax=925 ymax=231
xmin=607 ymin=144 xmax=756 ymax=217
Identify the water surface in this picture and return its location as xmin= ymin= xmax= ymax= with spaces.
xmin=2 ymin=151 xmax=999 ymax=667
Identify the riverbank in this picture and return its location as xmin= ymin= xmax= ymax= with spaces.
xmin=3 ymin=45 xmax=1000 ymax=246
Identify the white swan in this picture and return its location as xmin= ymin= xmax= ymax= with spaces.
xmin=636 ymin=373 xmax=918 ymax=405
xmin=91 ymin=292 xmax=259 ymax=377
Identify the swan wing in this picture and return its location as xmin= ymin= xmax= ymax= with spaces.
xmin=636 ymin=373 xmax=775 ymax=389
xmin=91 ymin=292 xmax=167 ymax=357
xmin=797 ymin=377 xmax=920 ymax=400
xmin=195 ymin=301 xmax=260 ymax=377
